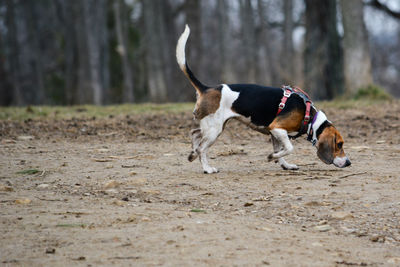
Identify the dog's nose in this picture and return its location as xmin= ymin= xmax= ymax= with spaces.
xmin=345 ymin=158 xmax=351 ymax=167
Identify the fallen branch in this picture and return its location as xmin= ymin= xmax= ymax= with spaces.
xmin=338 ymin=172 xmax=368 ymax=179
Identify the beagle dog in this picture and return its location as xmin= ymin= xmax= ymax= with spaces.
xmin=176 ymin=25 xmax=351 ymax=173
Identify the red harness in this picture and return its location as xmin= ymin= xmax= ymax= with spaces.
xmin=276 ymin=86 xmax=312 ymax=127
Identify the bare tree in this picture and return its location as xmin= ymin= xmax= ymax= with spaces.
xmin=257 ymin=0 xmax=280 ymax=86
xmin=368 ymin=0 xmax=400 ymax=19
xmin=341 ymin=0 xmax=373 ymax=95
xmin=142 ymin=0 xmax=167 ymax=102
xmin=304 ymin=0 xmax=343 ymax=100
xmin=240 ymin=0 xmax=257 ymax=83
xmin=5 ymin=0 xmax=23 ymax=105
xmin=24 ymin=0 xmax=45 ymax=104
xmin=113 ymin=0 xmax=135 ymax=103
xmin=281 ymin=0 xmax=294 ymax=84
xmin=217 ymin=0 xmax=233 ymax=83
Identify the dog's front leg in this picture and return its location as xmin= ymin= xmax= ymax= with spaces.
xmin=269 ymin=129 xmax=298 ymax=170
xmin=271 ymin=135 xmax=298 ymax=170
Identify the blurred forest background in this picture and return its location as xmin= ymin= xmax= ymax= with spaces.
xmin=0 ymin=0 xmax=399 ymax=106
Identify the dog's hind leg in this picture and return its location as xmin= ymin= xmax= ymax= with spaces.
xmin=195 ymin=120 xmax=224 ymax=174
xmin=188 ymin=128 xmax=202 ymax=162
xmin=271 ymin=135 xmax=299 ymax=170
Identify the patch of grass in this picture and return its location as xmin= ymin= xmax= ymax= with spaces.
xmin=0 ymin=103 xmax=194 ymax=121
xmin=354 ymin=85 xmax=392 ymax=101
xmin=16 ymin=169 xmax=40 ymax=175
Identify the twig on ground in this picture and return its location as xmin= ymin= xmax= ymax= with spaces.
xmin=338 ymin=172 xmax=368 ymax=179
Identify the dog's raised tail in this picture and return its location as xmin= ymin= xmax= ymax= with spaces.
xmin=176 ymin=24 xmax=208 ymax=94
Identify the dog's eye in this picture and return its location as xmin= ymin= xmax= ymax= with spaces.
xmin=337 ymin=142 xmax=343 ymax=149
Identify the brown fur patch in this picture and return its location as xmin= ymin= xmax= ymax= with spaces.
xmin=317 ymin=126 xmax=346 ymax=164
xmin=193 ymin=89 xmax=221 ymax=120
xmin=268 ymin=110 xmax=304 ymax=132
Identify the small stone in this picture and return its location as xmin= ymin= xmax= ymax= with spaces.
xmin=0 ymin=185 xmax=13 ymax=192
xmin=314 ymin=225 xmax=332 ymax=232
xmin=105 ymin=164 xmax=113 ymax=169
xmin=311 ymin=242 xmax=323 ymax=247
xmin=141 ymin=217 xmax=151 ymax=222
xmin=17 ymin=135 xmax=34 ymax=141
xmin=244 ymin=202 xmax=254 ymax=207
xmin=129 ymin=178 xmax=147 ymax=185
xmin=261 ymin=226 xmax=273 ymax=232
xmin=104 ymin=180 xmax=119 ymax=189
xmin=1 ymin=139 xmax=16 ymax=144
xmin=112 ymin=200 xmax=125 ymax=206
xmin=37 ymin=184 xmax=49 ymax=189
xmin=126 ymin=215 xmax=137 ymax=223
xmin=105 ymin=189 xmax=118 ymax=194
xmin=387 ymin=257 xmax=400 ymax=264
xmin=45 ymin=248 xmax=55 ymax=254
xmin=142 ymin=189 xmax=160 ymax=195
xmin=341 ymin=226 xmax=357 ymax=234
xmin=15 ymin=198 xmax=31 ymax=204
xmin=331 ymin=211 xmax=353 ymax=220
xmin=370 ymin=235 xmax=385 ymax=243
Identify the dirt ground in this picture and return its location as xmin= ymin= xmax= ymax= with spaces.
xmin=1 ymin=102 xmax=400 ymax=266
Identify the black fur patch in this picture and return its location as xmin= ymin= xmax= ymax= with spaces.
xmin=229 ymin=84 xmax=306 ymax=126
xmin=316 ymin=120 xmax=333 ymax=139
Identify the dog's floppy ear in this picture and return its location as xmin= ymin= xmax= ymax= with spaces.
xmin=316 ymin=128 xmax=334 ymax=165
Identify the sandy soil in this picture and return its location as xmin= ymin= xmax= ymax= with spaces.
xmin=1 ymin=103 xmax=400 ymax=266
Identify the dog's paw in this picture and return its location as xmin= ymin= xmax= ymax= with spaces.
xmin=188 ymin=151 xmax=198 ymax=162
xmin=267 ymin=153 xmax=275 ymax=162
xmin=203 ymin=167 xmax=218 ymax=174
xmin=281 ymin=163 xmax=299 ymax=170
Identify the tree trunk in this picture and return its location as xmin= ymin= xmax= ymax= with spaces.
xmin=281 ymin=0 xmax=294 ymax=83
xmin=304 ymin=0 xmax=343 ymax=100
xmin=74 ymin=0 xmax=108 ymax=105
xmin=25 ymin=0 xmax=46 ymax=104
xmin=142 ymin=0 xmax=168 ymax=102
xmin=217 ymin=0 xmax=233 ymax=83
xmin=5 ymin=0 xmax=23 ymax=105
xmin=0 ymin=31 xmax=13 ymax=105
xmin=340 ymin=0 xmax=373 ymax=95
xmin=113 ymin=0 xmax=134 ymax=103
xmin=83 ymin=0 xmax=106 ymax=105
xmin=184 ymin=0 xmax=202 ymax=70
xmin=240 ymin=0 xmax=257 ymax=83
xmin=57 ymin=0 xmax=79 ymax=105
xmin=257 ymin=0 xmax=279 ymax=86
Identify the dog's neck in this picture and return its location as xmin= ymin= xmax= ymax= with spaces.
xmin=307 ymin=110 xmax=330 ymax=146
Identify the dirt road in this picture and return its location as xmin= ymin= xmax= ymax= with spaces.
xmin=1 ymin=102 xmax=400 ymax=266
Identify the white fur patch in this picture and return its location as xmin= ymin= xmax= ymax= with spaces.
xmin=270 ymin=128 xmax=293 ymax=158
xmin=333 ymin=156 xmax=349 ymax=168
xmin=197 ymin=84 xmax=240 ymax=173
xmin=176 ymin=25 xmax=190 ymax=69
xmin=308 ymin=111 xmax=330 ymax=145
xmin=278 ymin=158 xmax=298 ymax=170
